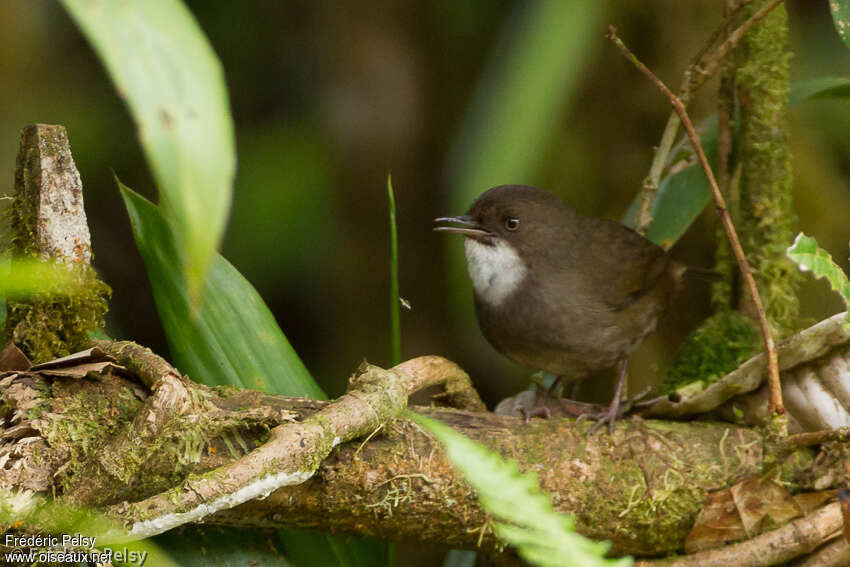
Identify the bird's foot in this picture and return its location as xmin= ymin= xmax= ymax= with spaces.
xmin=494 ymin=389 xmax=596 ymax=421
xmin=520 ymin=404 xmax=551 ymax=423
xmin=576 ymin=387 xmax=661 ymax=435
xmin=577 ymin=399 xmax=624 ymax=436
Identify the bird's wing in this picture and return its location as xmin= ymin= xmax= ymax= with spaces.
xmin=580 ymin=218 xmax=671 ymax=311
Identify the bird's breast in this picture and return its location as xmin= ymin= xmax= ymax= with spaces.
xmin=464 ymin=238 xmax=528 ymax=306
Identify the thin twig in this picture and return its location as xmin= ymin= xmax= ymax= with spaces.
xmin=635 ymin=113 xmax=681 ymax=235
xmin=607 ymin=26 xmax=784 ymax=416
xmin=632 ymin=0 xmax=785 ymax=234
xmin=635 ymin=503 xmax=843 ymax=567
xmin=354 ymin=423 xmax=384 ymax=457
xmin=778 ymin=427 xmax=850 ymax=453
xmin=689 ymin=0 xmax=786 ymax=94
xmin=716 ymin=0 xmax=737 ymax=200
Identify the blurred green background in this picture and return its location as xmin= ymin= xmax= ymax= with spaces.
xmin=2 ymin=0 xmax=849 ymax=414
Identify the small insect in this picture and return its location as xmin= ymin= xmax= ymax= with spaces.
xmin=399 ymin=297 xmax=412 ymax=310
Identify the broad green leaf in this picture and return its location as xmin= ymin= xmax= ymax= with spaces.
xmin=623 ymin=77 xmax=850 ymax=246
xmin=120 ymin=183 xmax=320 ymax=396
xmin=121 ymin=183 xmax=386 ymax=565
xmin=410 ymin=412 xmax=632 ymax=567
xmin=788 ymin=77 xmax=850 ymax=105
xmin=60 ymin=0 xmax=235 ymax=299
xmin=787 ymin=233 xmax=850 ymax=325
xmin=830 ymin=0 xmax=850 ymax=51
xmin=621 ymin=118 xmax=718 ymax=248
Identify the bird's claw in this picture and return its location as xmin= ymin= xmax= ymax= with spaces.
xmin=580 ymin=388 xmax=657 ymax=436
xmin=520 ymin=405 xmax=551 ymax=424
xmin=586 ymin=403 xmax=621 ymax=436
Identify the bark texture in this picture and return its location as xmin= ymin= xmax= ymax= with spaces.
xmin=4 ymin=349 xmax=845 ymax=558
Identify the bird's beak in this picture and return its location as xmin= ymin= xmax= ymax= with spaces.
xmin=432 ymin=215 xmax=492 ymax=239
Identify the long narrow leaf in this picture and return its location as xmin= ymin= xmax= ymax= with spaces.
xmin=444 ymin=1 xmax=603 ymax=352
xmin=0 ymin=260 xmax=79 ymax=297
xmin=448 ymin=1 xmax=603 ymax=208
xmin=0 ymin=491 xmax=178 ymax=567
xmin=121 ymin=182 xmax=389 ymax=565
xmin=120 ymin=182 xmax=321 ymax=397
xmin=387 ymin=175 xmax=401 ymax=366
xmin=60 ymin=0 xmax=235 ymax=298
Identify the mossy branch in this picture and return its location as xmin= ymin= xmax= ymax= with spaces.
xmin=3 ymin=344 xmax=850 ymax=563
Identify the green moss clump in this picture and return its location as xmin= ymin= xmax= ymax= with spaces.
xmin=4 ymin=260 xmax=111 ymax=363
xmin=661 ymin=311 xmax=761 ymax=394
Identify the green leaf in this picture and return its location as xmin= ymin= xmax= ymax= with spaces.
xmin=0 ymin=259 xmax=97 ymax=334
xmin=410 ymin=412 xmax=632 ymax=567
xmin=119 ymin=181 xmax=321 ymax=397
xmin=0 ymin=259 xmax=80 ymax=297
xmin=621 ymin=118 xmax=717 ymax=248
xmin=120 ymin=182 xmax=388 ymax=565
xmin=786 ymin=233 xmax=850 ymax=325
xmin=387 ymin=174 xmax=401 ymax=366
xmin=0 ymin=491 xmax=178 ymax=567
xmin=448 ymin=0 xmax=604 ymax=210
xmin=59 ymin=0 xmax=235 ymax=299
xmin=788 ymin=76 xmax=850 ymax=105
xmin=445 ymin=1 xmax=604 ymax=351
xmin=623 ymin=77 xmax=850 ymax=246
xmin=278 ymin=530 xmax=391 ymax=567
xmin=829 ymin=0 xmax=850 ymax=51
xmin=442 ymin=550 xmax=477 ymax=567
xmin=155 ymin=526 xmax=292 ymax=567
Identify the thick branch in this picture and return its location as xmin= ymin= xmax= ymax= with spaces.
xmin=100 ymin=355 xmax=483 ymax=538
xmin=112 ymin=363 xmax=409 ymax=539
xmin=208 ymin=409 xmax=766 ymax=556
xmin=5 ymin=346 xmax=848 ymax=560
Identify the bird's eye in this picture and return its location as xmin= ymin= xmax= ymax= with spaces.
xmin=504 ymin=217 xmax=520 ymax=231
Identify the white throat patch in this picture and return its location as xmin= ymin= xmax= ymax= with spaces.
xmin=464 ymin=238 xmax=527 ymax=306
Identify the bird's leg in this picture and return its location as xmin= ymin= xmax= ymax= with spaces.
xmin=587 ymin=358 xmax=629 ymax=436
xmin=564 ymin=379 xmax=581 ymax=400
xmin=546 ymin=375 xmax=563 ymax=396
xmin=522 ymin=377 xmax=561 ymax=422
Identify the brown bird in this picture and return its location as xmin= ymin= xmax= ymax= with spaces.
xmin=434 ymin=185 xmax=685 ymax=433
